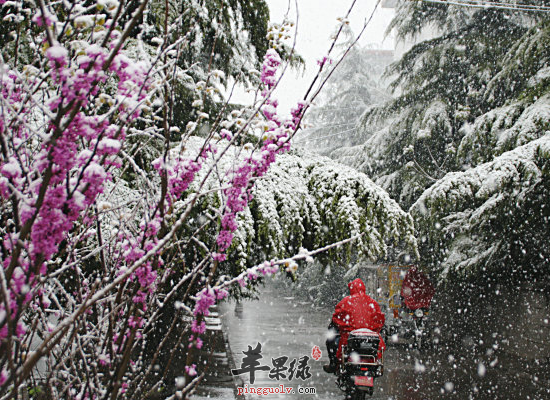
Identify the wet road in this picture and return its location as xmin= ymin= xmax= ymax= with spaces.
xmin=220 ymin=283 xmax=550 ymax=399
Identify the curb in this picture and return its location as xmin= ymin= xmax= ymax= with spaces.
xmin=222 ymin=329 xmax=246 ymax=400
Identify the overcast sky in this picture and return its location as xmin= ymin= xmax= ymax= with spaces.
xmin=264 ymin=0 xmax=396 ymax=112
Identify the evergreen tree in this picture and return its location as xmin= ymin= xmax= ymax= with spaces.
xmin=357 ymin=4 xmax=528 ymax=208
xmin=458 ymin=18 xmax=550 ymax=167
xmin=411 ymin=135 xmax=550 ymax=282
xmin=298 ymin=46 xmax=393 ymax=156
xmin=327 ymin=0 xmax=550 ymax=282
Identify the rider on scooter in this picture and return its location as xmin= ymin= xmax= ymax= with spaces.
xmin=324 ymin=278 xmax=386 ymax=373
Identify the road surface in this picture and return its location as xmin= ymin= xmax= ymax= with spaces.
xmin=219 ymin=282 xmax=549 ymax=399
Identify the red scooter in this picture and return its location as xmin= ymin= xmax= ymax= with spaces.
xmin=335 ymin=328 xmax=384 ymax=399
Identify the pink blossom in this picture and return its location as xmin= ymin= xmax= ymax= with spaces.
xmin=98 ymin=354 xmax=110 ymax=366
xmin=212 ymin=252 xmax=227 ymax=262
xmin=247 ymin=271 xmax=258 ymax=281
xmin=0 ymin=23 xmax=152 ymax=354
xmin=136 ymin=264 xmax=157 ymax=288
xmin=261 ymin=49 xmax=282 ymax=90
xmin=16 ymin=322 xmax=26 ymax=338
xmin=169 ymin=158 xmax=202 ymax=199
xmin=185 ymin=364 xmax=197 ymax=377
xmin=45 ymin=45 xmax=68 ymax=67
xmin=191 ymin=320 xmax=206 ymax=334
xmin=213 ymin=49 xmax=306 ymax=262
xmin=97 ymin=138 xmax=121 ymax=155
xmin=193 ymin=288 xmax=216 ymax=316
xmin=215 ymin=288 xmax=229 ymax=300
xmin=317 ymin=56 xmax=333 ymax=67
xmin=220 ymin=129 xmax=232 ymax=140
xmin=216 ymin=230 xmax=234 ymax=251
xmin=0 ymin=369 xmax=7 ymax=386
xmin=128 ymin=316 xmax=143 ymax=328
xmin=32 ymin=11 xmax=54 ymax=27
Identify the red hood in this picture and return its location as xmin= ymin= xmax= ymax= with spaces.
xmin=348 ymin=278 xmax=366 ymax=296
xmin=333 ymin=277 xmax=386 ymax=361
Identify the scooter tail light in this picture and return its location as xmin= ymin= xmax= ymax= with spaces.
xmin=347 ymin=355 xmax=376 ymax=364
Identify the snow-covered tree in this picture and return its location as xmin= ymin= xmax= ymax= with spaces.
xmin=248 ymin=150 xmax=417 ymax=265
xmin=411 ymin=135 xmax=550 ymax=283
xmin=457 ymin=19 xmax=550 ymax=167
xmin=162 ymin=138 xmax=417 ymax=298
xmin=329 ymin=1 xmax=550 ymax=286
xmin=333 ymin=2 xmax=537 ymax=208
xmin=409 ymin=16 xmax=550 ymax=283
xmin=296 ymin=45 xmax=393 ymax=156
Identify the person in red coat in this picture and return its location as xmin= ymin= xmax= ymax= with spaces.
xmin=324 ymin=278 xmax=386 ymax=373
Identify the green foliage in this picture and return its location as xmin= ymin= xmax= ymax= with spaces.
xmin=141 ymin=0 xmax=269 ymax=70
xmin=244 ymin=151 xmax=417 ymax=268
xmin=151 ymin=138 xmax=417 ymax=298
xmin=1 ymin=1 xmax=46 ymax=66
xmin=456 ymin=95 xmax=550 ymax=167
xmin=328 ymin=1 xmax=550 ymax=284
xmin=347 ymin=100 xmax=458 ymax=208
xmin=387 ymin=0 xmax=469 ymax=42
xmin=156 ymin=0 xmax=268 ymax=137
xmin=486 ymin=19 xmax=550 ymax=106
xmin=411 ymin=136 xmax=550 ymax=282
xmin=346 ymin=7 xmax=526 ymax=209
xmin=233 ymin=150 xmax=418 ymax=302
xmin=387 ymin=10 xmax=525 ymax=113
xmin=27 ymin=385 xmax=43 ymax=398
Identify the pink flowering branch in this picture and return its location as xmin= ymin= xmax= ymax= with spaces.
xmin=0 ymin=0 xmax=156 ymax=394
xmin=0 ymin=0 xmax=385 ymax=397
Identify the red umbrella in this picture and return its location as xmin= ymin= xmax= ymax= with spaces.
xmin=400 ymin=266 xmax=435 ymax=310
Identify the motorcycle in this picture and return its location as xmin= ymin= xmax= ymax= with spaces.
xmin=335 ymin=328 xmax=384 ymax=399
xmin=410 ymin=307 xmax=431 ymax=350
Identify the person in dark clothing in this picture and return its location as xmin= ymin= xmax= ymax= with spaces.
xmin=324 ymin=278 xmax=386 ymax=373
